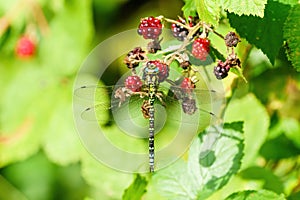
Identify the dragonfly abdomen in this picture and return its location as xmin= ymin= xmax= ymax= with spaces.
xmin=148 ymin=84 xmax=156 ymax=172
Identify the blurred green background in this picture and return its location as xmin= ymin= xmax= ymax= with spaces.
xmin=0 ymin=0 xmax=300 ymax=200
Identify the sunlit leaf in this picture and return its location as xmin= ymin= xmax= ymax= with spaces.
xmin=224 ymin=189 xmax=286 ymax=200
xmin=153 ymin=122 xmax=244 ymax=200
xmin=220 ymin=0 xmax=267 ymax=17
xmin=225 ymin=94 xmax=269 ymax=168
xmin=122 ymin=174 xmax=148 ymax=200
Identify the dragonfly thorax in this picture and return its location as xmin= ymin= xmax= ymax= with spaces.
xmin=143 ymin=63 xmax=159 ymax=85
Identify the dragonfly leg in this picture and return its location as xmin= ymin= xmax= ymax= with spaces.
xmin=155 ymin=92 xmax=166 ymax=107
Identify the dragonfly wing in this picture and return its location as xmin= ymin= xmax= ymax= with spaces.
xmin=74 ymin=85 xmax=123 ymax=101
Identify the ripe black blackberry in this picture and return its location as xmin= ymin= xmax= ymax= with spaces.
xmin=171 ymin=19 xmax=189 ymax=41
xmin=214 ymin=61 xmax=230 ymax=79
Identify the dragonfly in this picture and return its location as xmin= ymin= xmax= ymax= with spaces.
xmin=75 ymin=64 xmax=224 ymax=172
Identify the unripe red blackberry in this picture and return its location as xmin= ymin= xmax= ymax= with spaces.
xmin=214 ymin=61 xmax=230 ymax=80
xmin=125 ymin=76 xmax=143 ymax=92
xmin=138 ymin=16 xmax=162 ymax=40
xmin=180 ymin=77 xmax=195 ymax=93
xmin=15 ymin=36 xmax=36 ymax=58
xmin=192 ymin=38 xmax=210 ymax=61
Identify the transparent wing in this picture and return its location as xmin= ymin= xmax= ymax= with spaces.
xmin=74 ymin=84 xmax=224 ymax=124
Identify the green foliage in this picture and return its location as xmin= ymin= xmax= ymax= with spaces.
xmin=122 ymin=174 xmax=148 ymax=200
xmin=152 ymin=122 xmax=244 ymax=200
xmin=220 ymin=0 xmax=267 ymax=17
xmin=225 ymin=94 xmax=269 ymax=168
xmin=224 ymin=190 xmax=286 ymax=200
xmin=283 ymin=4 xmax=300 ymax=71
xmin=1 ymin=0 xmax=300 ymax=199
xmin=228 ymin=1 xmax=291 ymax=65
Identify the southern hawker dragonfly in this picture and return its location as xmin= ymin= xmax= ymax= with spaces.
xmin=75 ymin=63 xmax=224 ymax=172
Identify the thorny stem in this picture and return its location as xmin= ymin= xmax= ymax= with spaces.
xmin=161 ymin=16 xmax=192 ymax=30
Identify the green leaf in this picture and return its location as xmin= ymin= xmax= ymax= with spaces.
xmin=228 ymin=1 xmax=291 ymax=65
xmin=0 ymin=64 xmax=57 ymax=167
xmin=42 ymin=84 xmax=82 ymax=165
xmin=39 ymin=0 xmax=94 ymax=75
xmin=260 ymin=134 xmax=300 ymax=160
xmin=283 ymin=4 xmax=300 ymax=71
xmin=153 ymin=122 xmax=244 ymax=200
xmin=122 ymin=174 xmax=148 ymax=200
xmin=240 ymin=166 xmax=284 ymax=194
xmin=182 ymin=0 xmax=220 ymax=26
xmin=182 ymin=0 xmax=197 ymax=20
xmin=220 ymin=0 xmax=267 ymax=17
xmin=224 ymin=190 xmax=286 ymax=200
xmin=81 ymin=151 xmax=133 ymax=200
xmin=272 ymin=0 xmax=298 ymax=6
xmin=225 ymin=94 xmax=270 ymax=168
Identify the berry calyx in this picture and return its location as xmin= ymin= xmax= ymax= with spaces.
xmin=138 ymin=16 xmax=162 ymax=40
xmin=192 ymin=38 xmax=210 ymax=61
xmin=180 ymin=77 xmax=195 ymax=93
xmin=15 ymin=36 xmax=36 ymax=58
xmin=125 ymin=76 xmax=143 ymax=92
xmin=213 ymin=60 xmax=230 ymax=80
xmin=124 ymin=47 xmax=145 ymax=69
xmin=146 ymin=60 xmax=169 ymax=82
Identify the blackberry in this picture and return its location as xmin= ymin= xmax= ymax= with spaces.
xmin=146 ymin=60 xmax=169 ymax=82
xmin=138 ymin=16 xmax=162 ymax=40
xmin=192 ymin=38 xmax=210 ymax=61
xmin=213 ymin=61 xmax=230 ymax=80
xmin=182 ymin=97 xmax=197 ymax=115
xmin=180 ymin=77 xmax=195 ymax=94
xmin=16 ymin=36 xmax=36 ymax=58
xmin=171 ymin=19 xmax=189 ymax=41
xmin=224 ymin=32 xmax=240 ymax=47
xmin=125 ymin=75 xmax=143 ymax=92
xmin=124 ymin=47 xmax=145 ymax=69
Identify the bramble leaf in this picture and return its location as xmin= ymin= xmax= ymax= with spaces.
xmin=224 ymin=189 xmax=286 ymax=200
xmin=122 ymin=174 xmax=148 ymax=200
xmin=283 ymin=4 xmax=300 ymax=72
xmin=182 ymin=0 xmax=220 ymax=26
xmin=220 ymin=0 xmax=267 ymax=17
xmin=228 ymin=1 xmax=291 ymax=65
xmin=153 ymin=122 xmax=244 ymax=200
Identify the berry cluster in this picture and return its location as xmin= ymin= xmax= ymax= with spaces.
xmin=192 ymin=38 xmax=210 ymax=61
xmin=124 ymin=15 xmax=242 ymax=96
